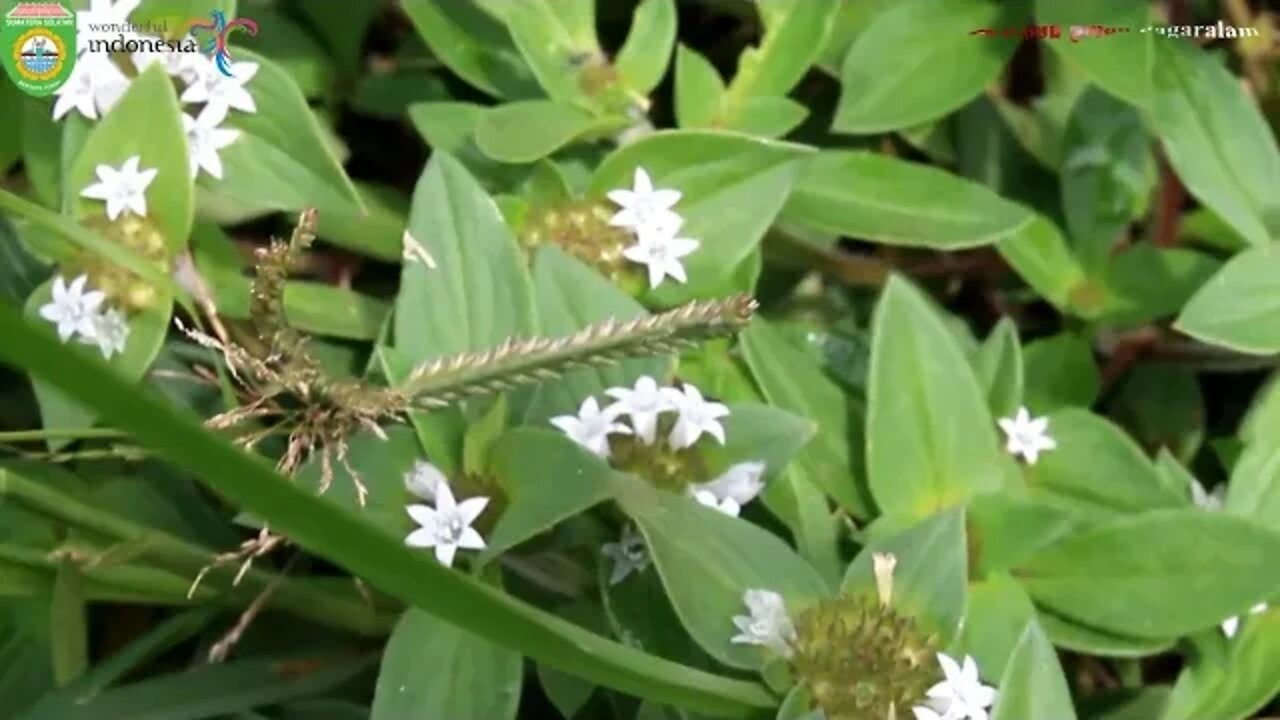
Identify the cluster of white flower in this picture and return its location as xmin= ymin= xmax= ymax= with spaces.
xmin=54 ymin=0 xmax=249 ymax=180
xmin=39 ymin=274 xmax=129 ymax=359
xmin=729 ymin=587 xmax=997 ymax=720
xmin=402 ymin=460 xmax=489 ymax=568
xmin=607 ymin=168 xmax=700 ymax=289
xmin=551 ymin=376 xmax=768 ymax=518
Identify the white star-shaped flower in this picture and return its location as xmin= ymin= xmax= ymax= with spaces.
xmin=730 ymin=588 xmax=796 ymax=658
xmin=604 ymin=376 xmax=674 ymax=445
xmin=691 ymin=461 xmax=766 ymax=517
xmin=916 ymin=653 xmax=997 ymax=720
xmin=183 ymin=104 xmax=240 ymax=179
xmin=404 ymin=459 xmax=447 ymax=503
xmin=52 ymin=54 xmax=130 ymax=121
xmin=132 ymin=44 xmax=207 ymax=86
xmin=621 ymin=223 xmax=700 ymax=290
xmin=602 ymin=524 xmax=650 ymax=585
xmin=1191 ymin=479 xmax=1225 ymax=511
xmin=607 ymin=166 xmax=683 ymax=236
xmin=81 ymin=306 xmax=129 ymax=359
xmin=181 ymin=60 xmax=258 ymax=115
xmin=79 ymin=155 xmax=158 ymax=220
xmin=39 ymin=274 xmax=106 ymax=342
xmin=662 ymin=384 xmax=729 ymax=450
xmin=997 ymin=406 xmax=1057 ymax=465
xmin=550 ymin=396 xmax=631 ymax=459
xmin=405 ymin=483 xmax=489 ymax=568
xmin=1221 ymin=602 xmax=1268 ymax=639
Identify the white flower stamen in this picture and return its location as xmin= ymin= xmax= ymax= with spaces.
xmin=405 ymin=483 xmax=489 ymax=568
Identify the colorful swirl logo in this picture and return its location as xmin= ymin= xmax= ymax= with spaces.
xmin=184 ymin=10 xmax=258 ymax=77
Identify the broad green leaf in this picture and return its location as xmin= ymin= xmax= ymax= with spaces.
xmin=521 ymin=247 xmax=669 ymax=424
xmin=498 ymin=0 xmax=601 ymax=105
xmin=202 ymin=49 xmax=363 ymax=217
xmin=674 ymin=45 xmax=725 ymax=129
xmin=833 ymin=0 xmax=1025 ymax=133
xmin=1036 ymin=609 xmax=1174 ymax=658
xmin=372 ymin=608 xmax=522 ymax=720
xmin=762 ymin=469 xmax=843 ymax=590
xmin=295 ymin=426 xmax=424 ymax=532
xmin=401 ymin=0 xmax=537 ymax=99
xmin=313 ymin=182 xmax=407 ymax=262
xmin=1024 ymin=409 xmax=1185 ymax=516
xmin=0 ymin=601 xmax=53 ymax=717
xmin=991 ymin=622 xmax=1077 ymax=720
xmin=616 ymin=0 xmax=677 ymax=95
xmin=974 ymin=318 xmax=1023 ymax=419
xmin=1094 ymin=246 xmax=1220 ymax=329
xmin=740 ymin=319 xmax=870 ymax=517
xmin=1163 ymin=608 xmax=1280 ymax=720
xmin=781 ymin=151 xmax=1033 ymax=249
xmin=619 ymin=482 xmax=828 ymax=670
xmin=393 ymin=152 xmax=537 ymax=364
xmin=0 ymin=303 xmax=777 ymax=718
xmin=996 ymin=216 xmax=1092 ymax=315
xmin=1150 ymin=39 xmax=1280 ymax=247
xmin=482 ymin=429 xmax=622 ymax=562
xmin=475 ymin=101 xmax=619 ymax=164
xmin=24 ymin=281 xmax=173 ymax=445
xmin=721 ymin=0 xmax=838 ymax=121
xmin=968 ymin=495 xmax=1080 ymax=576
xmin=230 ymin=6 xmax=335 ymax=98
xmin=867 ymin=277 xmax=1004 ymax=519
xmin=603 ymin=562 xmax=715 ymax=671
xmin=1022 ymin=332 xmax=1099 ymax=413
xmin=1036 ymin=0 xmax=1151 ymax=106
xmin=589 ymin=131 xmax=810 ymax=303
xmin=1110 ymin=365 xmax=1204 ymax=462
xmin=724 ymin=96 xmax=808 ymax=139
xmin=702 ymin=404 xmax=815 ymax=487
xmin=407 ymin=101 xmax=528 ymax=191
xmin=955 ymin=574 xmax=1036 ymax=678
xmin=1176 ymin=244 xmax=1280 ymax=355
xmin=842 ymin=507 xmax=968 ymax=643
xmin=67 ymin=65 xmax=191 ymax=253
xmin=1224 ymin=431 xmax=1280 ymax=533
xmin=1019 ymin=510 xmax=1280 ymax=639
xmin=1060 ymin=87 xmax=1154 ymax=272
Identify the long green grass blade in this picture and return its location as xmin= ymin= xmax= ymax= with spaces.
xmin=0 ymin=303 xmax=776 ymax=719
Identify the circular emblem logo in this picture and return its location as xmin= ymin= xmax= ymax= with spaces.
xmin=12 ymin=28 xmax=64 ymax=82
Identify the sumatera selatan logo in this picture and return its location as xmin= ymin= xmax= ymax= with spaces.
xmin=1 ymin=1 xmax=76 ymax=97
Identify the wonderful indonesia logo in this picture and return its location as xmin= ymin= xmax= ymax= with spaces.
xmin=2 ymin=1 xmax=258 ymax=98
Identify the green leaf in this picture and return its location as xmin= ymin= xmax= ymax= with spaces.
xmin=49 ymin=562 xmax=87 ymax=686
xmin=589 ymin=131 xmax=811 ymax=303
xmin=313 ymin=182 xmax=407 ymax=262
xmin=0 ymin=302 xmax=777 ymax=718
xmin=740 ymin=319 xmax=868 ymax=517
xmin=372 ymin=608 xmax=522 ymax=720
xmin=721 ymin=0 xmax=839 ymax=120
xmin=1224 ymin=427 xmax=1280 ymax=533
xmin=974 ymin=318 xmax=1023 ymax=419
xmin=201 ymin=48 xmax=364 ymax=217
xmin=996 ymin=217 xmax=1092 ymax=315
xmin=475 ymin=100 xmax=618 ymax=164
xmin=407 ymin=101 xmax=527 ymax=191
xmin=724 ymin=97 xmax=808 ymax=139
xmin=867 ymin=276 xmax=1004 ymax=519
xmin=400 ymin=0 xmax=537 ymax=99
xmin=393 ymin=152 xmax=537 ymax=364
xmin=842 ymin=507 xmax=968 ymax=644
xmin=1176 ymin=244 xmax=1280 ymax=355
xmin=1036 ymin=609 xmax=1174 ymax=658
xmin=0 ymin=601 xmax=53 ymax=717
xmin=1022 ymin=332 xmax=1099 ymax=413
xmin=991 ymin=622 xmax=1077 ymax=720
xmin=1060 ymin=87 xmax=1154 ymax=272
xmin=833 ymin=0 xmax=1025 ymax=133
xmin=619 ymin=482 xmax=828 ymax=670
xmin=616 ymin=0 xmax=678 ymax=95
xmin=1036 ymin=0 xmax=1151 ymax=107
xmin=674 ymin=45 xmax=725 ymax=129
xmin=481 ymin=429 xmax=622 ymax=563
xmin=67 ymin=65 xmax=191 ymax=253
xmin=1110 ymin=365 xmax=1204 ymax=462
xmin=1019 ymin=510 xmax=1280 ymax=639
xmin=1024 ymin=409 xmax=1185 ymax=516
xmin=1150 ymin=39 xmax=1280 ymax=247
xmin=498 ymin=0 xmax=601 ymax=105
xmin=521 ymin=247 xmax=669 ymax=424
xmin=295 ymin=426 xmax=426 ymax=533
xmin=781 ymin=151 xmax=1034 ymax=249
xmin=968 ymin=495 xmax=1080 ymax=576
xmin=1094 ymin=246 xmax=1220 ymax=329
xmin=955 ymin=574 xmax=1037 ymax=678
xmin=1163 ymin=608 xmax=1280 ymax=720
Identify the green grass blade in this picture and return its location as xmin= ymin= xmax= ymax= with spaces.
xmin=0 ymin=303 xmax=776 ymax=719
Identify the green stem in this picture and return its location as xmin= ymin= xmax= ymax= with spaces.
xmin=0 ymin=469 xmax=394 ymax=637
xmin=0 ymin=428 xmax=129 ymax=442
